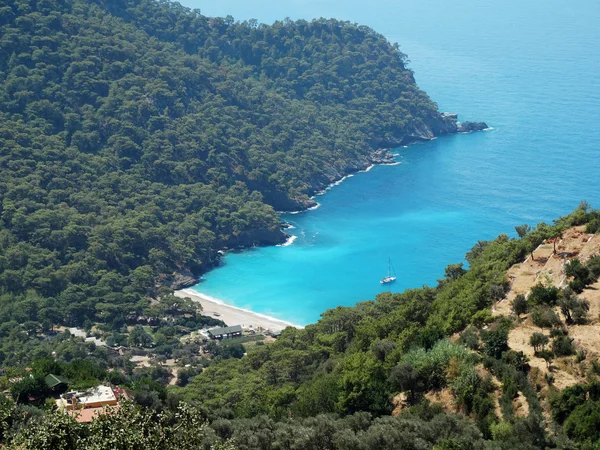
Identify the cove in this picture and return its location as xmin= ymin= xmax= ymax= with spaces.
xmin=183 ymin=0 xmax=600 ymax=325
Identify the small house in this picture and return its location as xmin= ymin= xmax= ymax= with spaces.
xmin=207 ymin=325 xmax=243 ymax=340
xmin=45 ymin=374 xmax=68 ymax=393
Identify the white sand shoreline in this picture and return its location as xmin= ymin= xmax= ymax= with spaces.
xmin=175 ymin=288 xmax=302 ymax=332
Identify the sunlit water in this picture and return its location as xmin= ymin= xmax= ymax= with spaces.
xmin=179 ymin=0 xmax=600 ymax=325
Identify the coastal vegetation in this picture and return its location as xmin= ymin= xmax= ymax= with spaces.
xmin=0 ymin=0 xmax=459 ymax=362
xmin=3 ymin=0 xmax=600 ymax=448
xmin=3 ymin=203 xmax=600 ymax=448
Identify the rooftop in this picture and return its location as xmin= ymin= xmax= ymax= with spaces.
xmin=208 ymin=325 xmax=242 ymax=335
xmin=45 ymin=373 xmax=68 ymax=389
xmin=77 ymin=385 xmax=117 ymax=406
xmin=67 ymin=405 xmax=119 ymax=423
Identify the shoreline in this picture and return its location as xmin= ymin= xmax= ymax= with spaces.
xmin=175 ymin=288 xmax=303 ymax=332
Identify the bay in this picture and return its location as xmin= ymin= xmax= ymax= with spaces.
xmin=178 ymin=0 xmax=600 ymax=325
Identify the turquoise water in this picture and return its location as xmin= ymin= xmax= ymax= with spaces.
xmin=180 ymin=0 xmax=600 ymax=325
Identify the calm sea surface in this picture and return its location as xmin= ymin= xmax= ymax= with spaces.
xmin=179 ymin=0 xmax=600 ymax=325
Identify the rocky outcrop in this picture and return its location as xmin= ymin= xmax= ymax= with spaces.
xmin=227 ymin=227 xmax=287 ymax=248
xmin=457 ymin=121 xmax=489 ymax=133
xmin=170 ymin=269 xmax=199 ymax=290
xmin=167 ymin=227 xmax=287 ymax=290
xmin=370 ymin=149 xmax=396 ymax=164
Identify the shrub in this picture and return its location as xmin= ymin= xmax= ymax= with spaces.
xmin=481 ymin=327 xmax=509 ymax=359
xmin=502 ymin=350 xmax=529 ymax=372
xmin=559 ymin=290 xmax=589 ymax=324
xmin=564 ymin=400 xmax=600 ymax=442
xmin=531 ymin=306 xmax=561 ymax=330
xmin=471 ymin=309 xmax=493 ymax=328
xmin=552 ymin=335 xmax=575 ymax=357
xmin=528 ymin=283 xmax=559 ymax=306
xmin=458 ymin=327 xmax=480 ymax=351
xmin=511 ymin=294 xmax=529 ymax=316
xmin=399 ymin=340 xmax=473 ymax=391
xmin=529 ymin=332 xmax=549 ymax=353
xmin=585 ymin=218 xmax=600 ymax=234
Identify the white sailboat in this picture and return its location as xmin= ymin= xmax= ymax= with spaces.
xmin=380 ymin=257 xmax=397 ymax=284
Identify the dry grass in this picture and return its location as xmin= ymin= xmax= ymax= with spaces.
xmin=494 ymin=226 xmax=600 ymax=390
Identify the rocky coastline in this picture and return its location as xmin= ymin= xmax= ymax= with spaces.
xmin=169 ymin=112 xmax=488 ymax=290
xmin=287 ymin=112 xmax=488 ymax=210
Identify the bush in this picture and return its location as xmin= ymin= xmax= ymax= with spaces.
xmin=592 ymin=360 xmax=600 ymax=376
xmin=450 ymin=369 xmax=482 ymax=414
xmin=481 ymin=327 xmax=509 ymax=359
xmin=568 ymin=279 xmax=586 ymax=294
xmin=399 ymin=340 xmax=473 ymax=391
xmin=529 ymin=332 xmax=549 ymax=353
xmin=458 ymin=327 xmax=480 ymax=351
xmin=502 ymin=350 xmax=529 ymax=372
xmin=511 ymin=294 xmax=529 ymax=316
xmin=559 ymin=290 xmax=589 ymax=324
xmin=389 ymin=362 xmax=422 ymax=400
xmin=528 ymin=284 xmax=560 ymax=306
xmin=471 ymin=309 xmax=493 ymax=328
xmin=585 ymin=218 xmax=600 ymax=234
xmin=531 ymin=306 xmax=561 ymax=330
xmin=552 ymin=335 xmax=575 ymax=357
xmin=564 ymin=400 xmax=600 ymax=442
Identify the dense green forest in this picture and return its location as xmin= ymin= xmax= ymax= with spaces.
xmin=0 ymin=0 xmax=457 ymax=342
xmin=3 ymin=205 xmax=600 ymax=448
xmin=5 ymin=0 xmax=600 ymax=448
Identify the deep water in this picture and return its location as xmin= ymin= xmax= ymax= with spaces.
xmin=181 ymin=0 xmax=600 ymax=325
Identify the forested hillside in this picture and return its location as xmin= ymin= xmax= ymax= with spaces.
xmin=3 ymin=205 xmax=600 ymax=449
xmin=10 ymin=1 xmax=597 ymax=448
xmin=0 ymin=0 xmax=456 ymax=336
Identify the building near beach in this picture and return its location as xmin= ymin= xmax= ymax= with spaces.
xmin=207 ymin=325 xmax=242 ymax=340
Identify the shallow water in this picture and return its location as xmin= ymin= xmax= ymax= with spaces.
xmin=180 ymin=0 xmax=600 ymax=325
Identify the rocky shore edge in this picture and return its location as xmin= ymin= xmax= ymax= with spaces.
xmin=169 ymin=113 xmax=488 ymax=290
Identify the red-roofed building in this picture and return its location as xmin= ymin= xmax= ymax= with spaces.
xmin=67 ymin=404 xmax=120 ymax=423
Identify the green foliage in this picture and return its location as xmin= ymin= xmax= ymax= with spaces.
xmin=563 ymin=400 xmax=600 ymax=444
xmin=528 ymin=283 xmax=559 ymax=307
xmin=558 ymin=289 xmax=589 ymax=324
xmin=10 ymin=375 xmax=48 ymax=404
xmin=457 ymin=326 xmax=480 ymax=351
xmin=529 ymin=332 xmax=549 ymax=353
xmin=388 ymin=362 xmax=422 ymax=400
xmin=1 ymin=3 xmax=596 ymax=440
xmin=511 ymin=293 xmax=529 ymax=316
xmin=9 ymin=402 xmax=236 ymax=450
xmin=0 ymin=0 xmax=449 ymax=354
xmin=481 ymin=326 xmax=509 ymax=359
xmin=538 ymin=350 xmax=553 ymax=369
xmin=551 ymin=335 xmax=575 ymax=357
xmin=502 ymin=350 xmax=529 ymax=372
xmin=530 ymin=306 xmax=561 ymax=330
xmin=565 ymin=256 xmax=600 ymax=293
xmin=398 ymin=340 xmax=474 ymax=391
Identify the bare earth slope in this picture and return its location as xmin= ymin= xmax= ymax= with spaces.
xmin=494 ymin=226 xmax=600 ymax=389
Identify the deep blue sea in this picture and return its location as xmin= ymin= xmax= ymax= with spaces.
xmin=179 ymin=0 xmax=600 ymax=325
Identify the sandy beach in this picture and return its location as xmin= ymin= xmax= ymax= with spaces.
xmin=175 ymin=289 xmax=301 ymax=332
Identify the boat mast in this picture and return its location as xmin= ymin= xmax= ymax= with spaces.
xmin=388 ymin=257 xmax=396 ymax=278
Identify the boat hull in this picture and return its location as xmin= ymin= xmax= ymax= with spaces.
xmin=380 ymin=276 xmax=397 ymax=284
